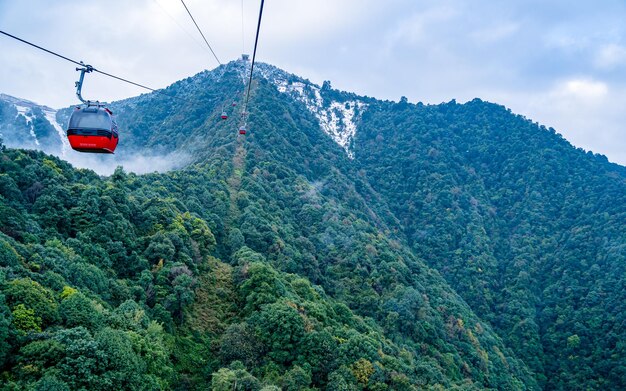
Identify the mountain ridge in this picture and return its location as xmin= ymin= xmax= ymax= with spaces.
xmin=1 ymin=60 xmax=625 ymax=389
xmin=2 ymin=60 xmax=624 ymax=169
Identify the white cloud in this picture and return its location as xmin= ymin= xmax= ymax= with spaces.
xmin=62 ymin=150 xmax=192 ymax=176
xmin=385 ymin=5 xmax=459 ymax=47
xmin=261 ymin=0 xmax=374 ymax=43
xmin=496 ymin=77 xmax=626 ymax=165
xmin=544 ymin=33 xmax=589 ymax=52
xmin=594 ymin=43 xmax=626 ymax=70
xmin=470 ymin=22 xmax=520 ymax=44
xmin=559 ymin=79 xmax=609 ymax=101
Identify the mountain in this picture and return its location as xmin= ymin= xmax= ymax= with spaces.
xmin=0 ymin=59 xmax=624 ymax=390
xmin=0 ymin=93 xmax=67 ymax=155
xmin=350 ymin=98 xmax=626 ymax=388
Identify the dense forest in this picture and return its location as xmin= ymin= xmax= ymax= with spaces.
xmin=353 ymin=98 xmax=626 ymax=389
xmin=0 ymin=60 xmax=624 ymax=390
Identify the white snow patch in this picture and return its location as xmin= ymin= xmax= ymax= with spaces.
xmin=314 ymin=101 xmax=365 ymax=159
xmin=276 ymin=80 xmax=288 ymax=93
xmin=313 ymin=89 xmax=323 ymax=107
xmin=254 ymin=63 xmax=366 ymax=158
xmin=278 ymin=81 xmax=364 ymax=157
xmin=15 ymin=105 xmax=39 ymax=146
xmin=14 ymin=105 xmax=29 ymax=118
xmin=43 ymin=109 xmax=70 ymax=155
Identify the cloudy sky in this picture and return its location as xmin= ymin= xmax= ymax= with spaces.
xmin=1 ymin=0 xmax=625 ymax=165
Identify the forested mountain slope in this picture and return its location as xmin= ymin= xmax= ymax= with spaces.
xmin=0 ymin=59 xmax=624 ymax=390
xmin=0 ymin=94 xmax=65 ymax=156
xmin=352 ymin=98 xmax=626 ymax=389
xmin=0 ymin=65 xmax=538 ymax=389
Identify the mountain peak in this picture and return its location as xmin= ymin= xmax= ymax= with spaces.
xmin=0 ymin=93 xmax=55 ymax=112
xmin=251 ymin=63 xmax=367 ymax=158
xmin=0 ymin=93 xmax=68 ymax=154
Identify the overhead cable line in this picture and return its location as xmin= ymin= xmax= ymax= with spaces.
xmin=179 ymin=0 xmax=222 ymax=65
xmin=243 ymin=0 xmax=265 ymax=116
xmin=153 ymin=0 xmax=215 ymax=59
xmin=0 ymin=30 xmax=189 ymax=103
xmin=1 ymin=30 xmax=83 ymax=67
xmin=239 ymin=0 xmax=247 ymax=116
xmin=241 ymin=0 xmax=245 ymax=54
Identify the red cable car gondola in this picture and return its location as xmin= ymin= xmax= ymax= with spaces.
xmin=221 ymin=111 xmax=228 ymax=120
xmin=239 ymin=126 xmax=246 ymax=135
xmin=66 ymin=64 xmax=120 ymax=153
xmin=67 ymin=106 xmax=119 ymax=153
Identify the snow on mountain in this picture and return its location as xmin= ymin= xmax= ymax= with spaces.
xmin=14 ymin=104 xmax=39 ymax=146
xmin=316 ymin=101 xmax=365 ymax=159
xmin=0 ymin=93 xmax=66 ymax=153
xmin=2 ymin=61 xmax=368 ymax=159
xmin=256 ymin=63 xmax=366 ymax=158
xmin=43 ymin=108 xmax=69 ymax=155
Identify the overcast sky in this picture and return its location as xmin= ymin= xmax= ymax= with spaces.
xmin=1 ymin=0 xmax=625 ymax=165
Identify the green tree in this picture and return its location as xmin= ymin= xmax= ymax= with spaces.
xmin=282 ymin=365 xmax=312 ymax=391
xmin=253 ymin=301 xmax=305 ymax=366
xmin=5 ymin=278 xmax=59 ymax=326
xmin=166 ymin=273 xmax=195 ymax=323
xmin=219 ymin=322 xmax=263 ymax=367
xmin=59 ymin=291 xmax=102 ymax=331
xmin=35 ymin=375 xmax=70 ymax=391
xmin=211 ymin=361 xmax=261 ymax=391
xmin=351 ymin=358 xmax=375 ymax=385
xmin=12 ymin=303 xmax=41 ymax=334
xmin=0 ymin=287 xmax=13 ymax=366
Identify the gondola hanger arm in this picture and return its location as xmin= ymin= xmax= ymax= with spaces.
xmin=75 ymin=63 xmax=106 ymax=107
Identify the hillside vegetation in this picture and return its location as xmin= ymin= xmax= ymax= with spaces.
xmin=1 ymin=60 xmax=624 ymax=390
xmin=353 ymin=98 xmax=626 ymax=389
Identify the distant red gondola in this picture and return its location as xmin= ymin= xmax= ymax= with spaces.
xmin=239 ymin=126 xmax=246 ymax=135
xmin=221 ymin=112 xmax=228 ymax=120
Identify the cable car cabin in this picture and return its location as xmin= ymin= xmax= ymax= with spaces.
xmin=67 ymin=106 xmax=119 ymax=153
xmin=232 ymin=102 xmax=237 ymax=107
xmin=239 ymin=126 xmax=247 ymax=135
xmin=221 ymin=112 xmax=228 ymax=120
